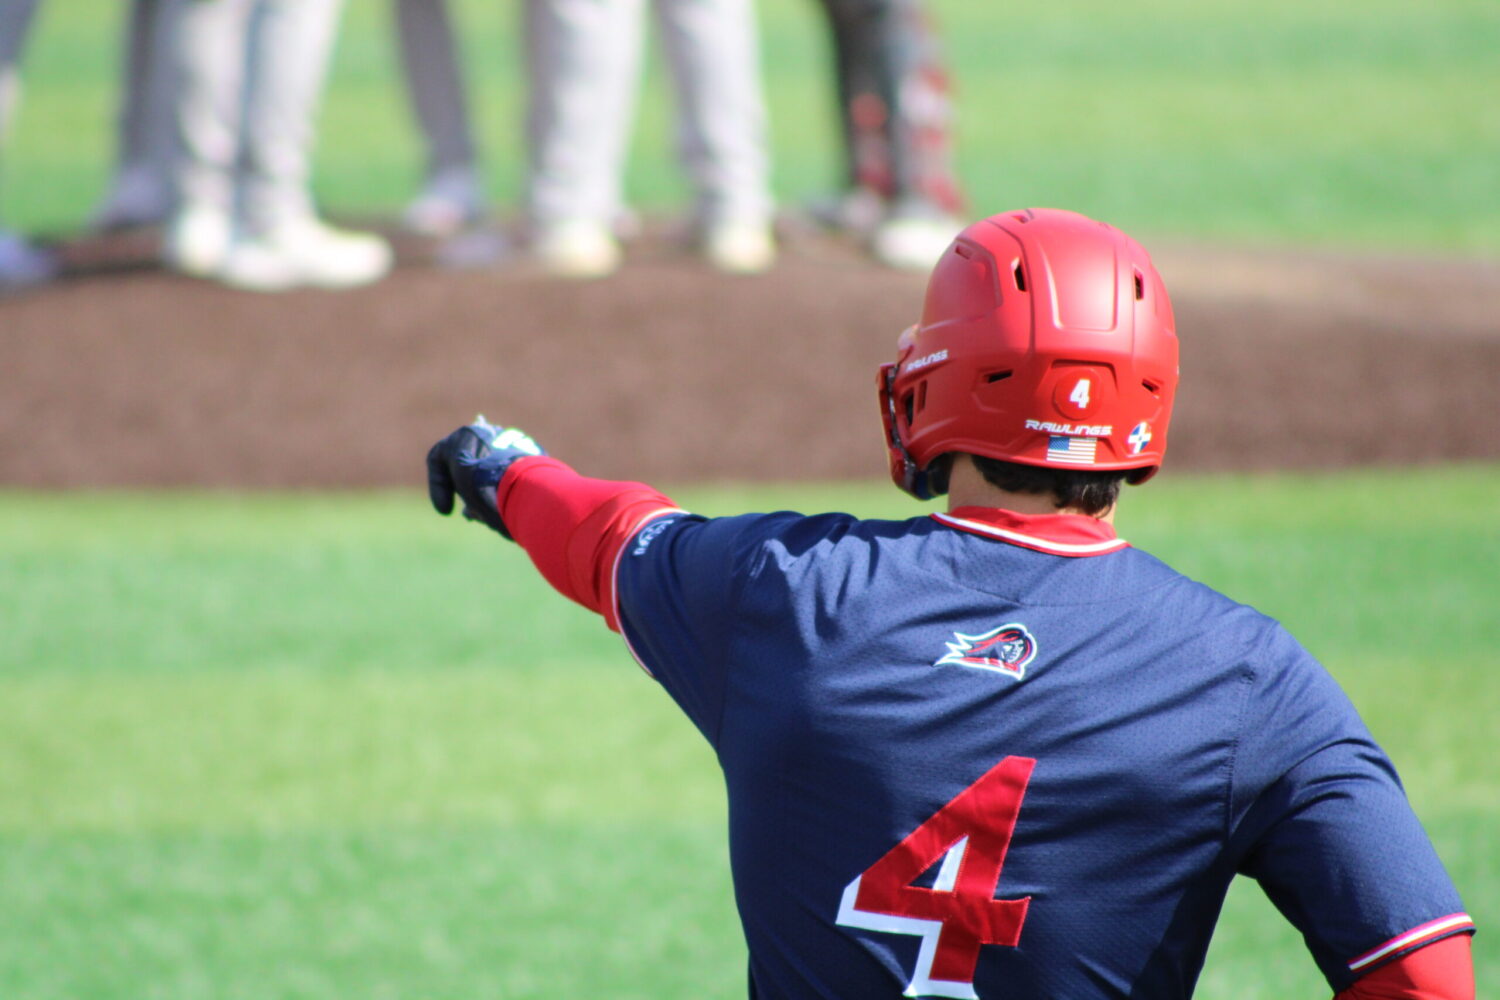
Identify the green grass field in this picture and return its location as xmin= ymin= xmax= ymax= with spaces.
xmin=6 ymin=0 xmax=1499 ymax=250
xmin=1 ymin=469 xmax=1496 ymax=998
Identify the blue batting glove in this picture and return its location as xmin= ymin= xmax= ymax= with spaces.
xmin=426 ymin=417 xmax=546 ymax=539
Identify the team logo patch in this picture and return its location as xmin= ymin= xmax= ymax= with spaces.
xmin=936 ymin=624 xmax=1039 ymax=680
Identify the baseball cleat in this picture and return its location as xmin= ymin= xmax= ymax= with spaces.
xmin=532 ymin=220 xmax=621 ymax=279
xmin=403 ymin=167 xmax=486 ymax=237
xmin=805 ymin=187 xmax=886 ymax=236
xmin=163 ymin=204 xmax=233 ymax=278
xmin=216 ymin=217 xmax=393 ymax=292
xmin=703 ymin=220 xmax=776 ymax=275
xmin=871 ymin=212 xmax=964 ymax=272
xmin=89 ymin=168 xmax=175 ymax=232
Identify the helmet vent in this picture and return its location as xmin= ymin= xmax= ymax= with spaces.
xmin=1142 ymin=378 xmax=1161 ymax=396
xmin=985 ymin=370 xmax=1013 ymax=384
xmin=1133 ymin=270 xmax=1146 ymax=300
xmin=917 ymin=381 xmax=929 ymax=413
xmin=1012 ymin=261 xmax=1027 ymax=292
xmin=902 ymin=391 xmax=916 ymax=426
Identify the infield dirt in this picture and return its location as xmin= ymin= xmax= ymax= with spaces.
xmin=3 ymin=227 xmax=1497 ymax=489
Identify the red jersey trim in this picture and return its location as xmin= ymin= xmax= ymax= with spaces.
xmin=1347 ymin=913 xmax=1476 ymax=974
xmin=932 ymin=508 xmax=1128 ymax=557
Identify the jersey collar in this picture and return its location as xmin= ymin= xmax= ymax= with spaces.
xmin=932 ymin=506 xmax=1129 ymax=557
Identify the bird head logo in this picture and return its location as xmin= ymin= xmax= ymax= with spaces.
xmin=935 ymin=624 xmax=1039 ymax=680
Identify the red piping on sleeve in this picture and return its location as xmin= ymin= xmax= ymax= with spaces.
xmin=1336 ymin=933 xmax=1474 ymax=1000
xmin=495 ymin=456 xmax=682 ymax=632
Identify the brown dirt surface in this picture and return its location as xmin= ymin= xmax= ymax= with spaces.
xmin=3 ymin=226 xmax=1498 ymax=489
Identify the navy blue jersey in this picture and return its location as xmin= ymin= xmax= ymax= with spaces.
xmin=613 ymin=505 xmax=1471 ymax=999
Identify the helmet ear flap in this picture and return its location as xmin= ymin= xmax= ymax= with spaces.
xmin=910 ymin=465 xmax=940 ymax=501
xmin=878 ymin=363 xmax=940 ymax=500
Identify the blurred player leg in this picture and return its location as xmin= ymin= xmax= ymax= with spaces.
xmin=0 ymin=0 xmax=41 ymax=143
xmin=91 ymin=0 xmax=180 ymax=232
xmin=871 ymin=0 xmax=963 ymax=269
xmin=654 ymin=0 xmax=775 ymax=273
xmin=816 ymin=0 xmax=964 ymax=270
xmin=524 ymin=0 xmax=646 ymax=277
xmin=226 ymin=0 xmax=392 ymax=290
xmin=167 ymin=0 xmax=247 ymax=276
xmin=395 ymin=0 xmax=486 ymax=236
xmin=0 ymin=0 xmax=58 ymax=290
xmin=239 ymin=0 xmax=337 ymax=232
xmin=811 ymin=0 xmax=889 ymax=233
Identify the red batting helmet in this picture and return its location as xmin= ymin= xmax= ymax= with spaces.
xmin=878 ymin=208 xmax=1179 ymax=499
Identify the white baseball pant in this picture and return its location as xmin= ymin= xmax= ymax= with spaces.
xmin=524 ymin=0 xmax=772 ymax=230
xmin=174 ymin=0 xmax=345 ymax=234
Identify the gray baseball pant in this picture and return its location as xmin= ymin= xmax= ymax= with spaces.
xmin=105 ymin=0 xmax=180 ymax=201
xmin=395 ymin=0 xmax=478 ymax=180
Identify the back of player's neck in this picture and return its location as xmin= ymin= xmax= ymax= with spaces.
xmin=945 ymin=463 xmax=1115 ymax=524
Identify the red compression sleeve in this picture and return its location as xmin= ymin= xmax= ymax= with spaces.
xmin=1335 ymin=935 xmax=1475 ymax=1000
xmin=495 ymin=456 xmax=684 ymax=632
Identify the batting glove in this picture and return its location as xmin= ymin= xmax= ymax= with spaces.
xmin=426 ymin=417 xmax=546 ymax=539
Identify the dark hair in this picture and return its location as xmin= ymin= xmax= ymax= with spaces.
xmin=944 ymin=454 xmax=1128 ymax=516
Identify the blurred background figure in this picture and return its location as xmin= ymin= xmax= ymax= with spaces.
xmin=89 ymin=0 xmax=179 ymax=233
xmin=0 ymin=0 xmax=57 ymax=291
xmin=524 ymin=0 xmax=776 ymax=278
xmin=394 ymin=0 xmax=487 ymax=237
xmin=166 ymin=0 xmax=392 ymax=291
xmin=814 ymin=0 xmax=965 ymax=270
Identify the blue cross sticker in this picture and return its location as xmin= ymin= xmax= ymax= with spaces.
xmin=1128 ymin=422 xmax=1153 ymax=455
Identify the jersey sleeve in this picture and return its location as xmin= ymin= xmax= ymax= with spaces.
xmin=613 ymin=509 xmax=803 ymax=746
xmin=496 ymin=454 xmax=799 ymax=746
xmin=1228 ymin=624 xmax=1474 ymax=994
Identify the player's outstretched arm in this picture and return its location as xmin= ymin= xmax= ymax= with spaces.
xmin=1334 ymin=934 xmax=1474 ymax=1000
xmin=426 ymin=420 xmax=683 ymax=628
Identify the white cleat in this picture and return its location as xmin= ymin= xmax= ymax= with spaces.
xmin=871 ymin=214 xmax=964 ymax=272
xmin=163 ymin=204 xmax=233 ymax=277
xmin=532 ymin=220 xmax=621 ymax=279
xmin=703 ymin=220 xmax=776 ymax=275
xmin=217 ymin=217 xmax=393 ymax=292
xmin=402 ymin=167 xmax=486 ymax=237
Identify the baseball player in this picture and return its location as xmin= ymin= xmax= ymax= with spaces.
xmin=427 ymin=209 xmax=1475 ymax=998
xmin=814 ymin=0 xmax=966 ymax=271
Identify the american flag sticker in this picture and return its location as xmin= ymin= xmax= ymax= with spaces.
xmin=1047 ymin=435 xmax=1097 ymax=465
